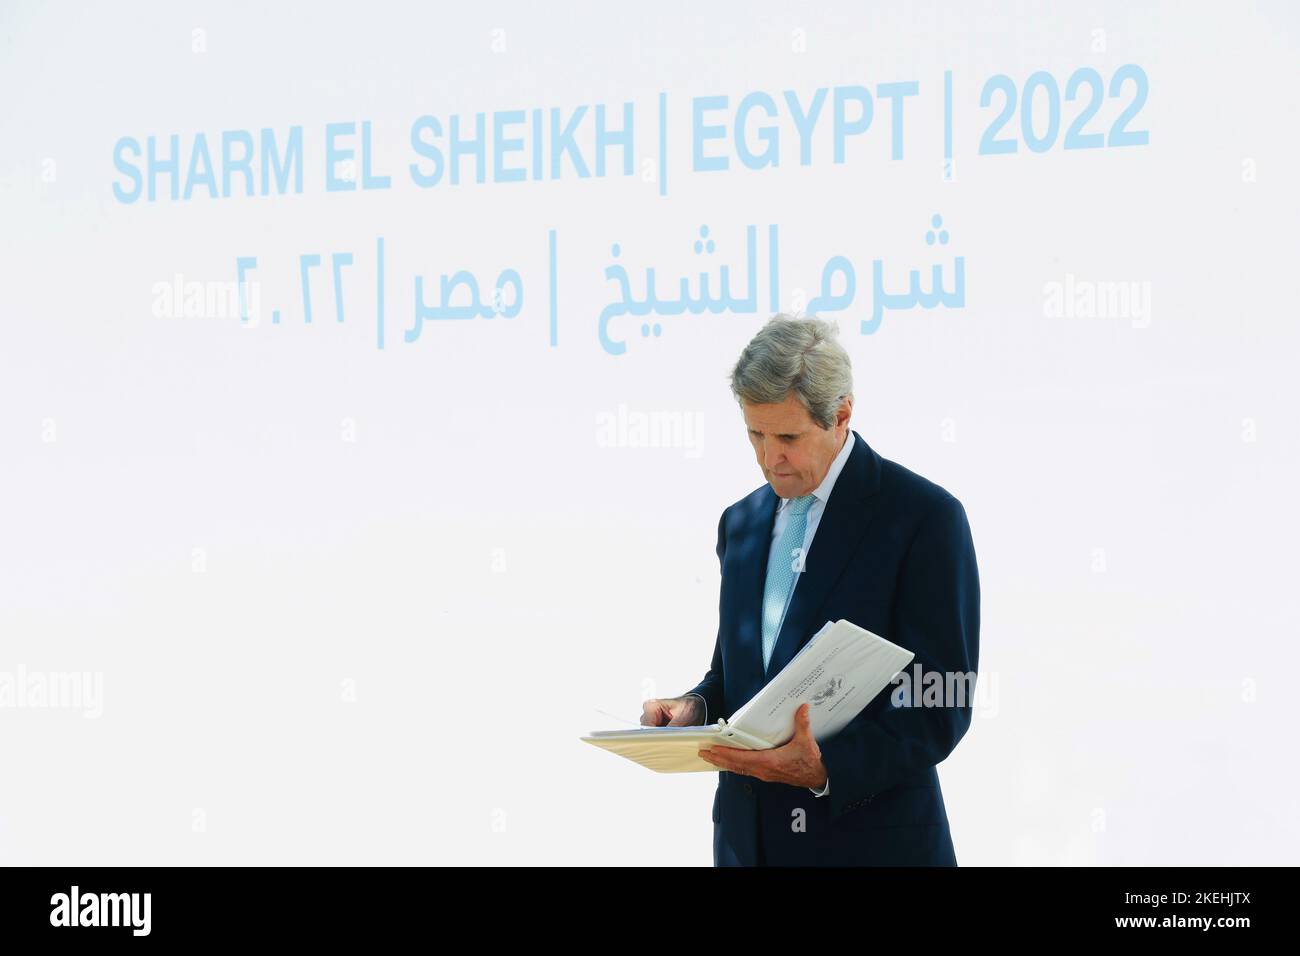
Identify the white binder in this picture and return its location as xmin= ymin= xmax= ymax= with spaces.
xmin=582 ymin=619 xmax=915 ymax=773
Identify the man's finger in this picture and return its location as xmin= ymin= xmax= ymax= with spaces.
xmin=704 ymin=747 xmax=768 ymax=774
xmin=698 ymin=749 xmax=731 ymax=772
xmin=699 ymin=748 xmax=741 ymax=772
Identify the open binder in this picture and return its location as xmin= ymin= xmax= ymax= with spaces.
xmin=582 ymin=619 xmax=915 ymax=773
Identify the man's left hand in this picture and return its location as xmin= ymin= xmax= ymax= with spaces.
xmin=698 ymin=702 xmax=828 ymax=788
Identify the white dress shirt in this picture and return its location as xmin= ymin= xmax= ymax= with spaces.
xmin=689 ymin=430 xmax=853 ymax=798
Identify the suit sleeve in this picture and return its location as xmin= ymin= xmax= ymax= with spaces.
xmin=683 ymin=507 xmax=729 ymax=722
xmin=818 ymin=494 xmax=980 ymax=820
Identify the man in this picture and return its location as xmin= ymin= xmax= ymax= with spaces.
xmin=641 ymin=315 xmax=980 ymax=866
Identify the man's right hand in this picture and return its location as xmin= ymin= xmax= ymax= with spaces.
xmin=640 ymin=695 xmax=705 ymax=727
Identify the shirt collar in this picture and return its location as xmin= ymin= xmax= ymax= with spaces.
xmin=777 ymin=429 xmax=854 ymax=513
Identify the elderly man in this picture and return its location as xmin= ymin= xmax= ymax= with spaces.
xmin=641 ymin=315 xmax=980 ymax=866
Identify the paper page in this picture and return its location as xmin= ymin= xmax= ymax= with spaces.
xmin=581 ymin=726 xmax=759 ymax=773
xmin=727 ymin=619 xmax=915 ymax=747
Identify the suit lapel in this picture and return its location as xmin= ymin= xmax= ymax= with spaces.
xmin=728 ymin=487 xmax=779 ymax=707
xmin=762 ymin=430 xmax=885 ymax=679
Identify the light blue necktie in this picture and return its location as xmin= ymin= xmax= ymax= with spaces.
xmin=761 ymin=494 xmax=817 ymax=672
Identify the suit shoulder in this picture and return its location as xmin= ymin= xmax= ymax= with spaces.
xmin=878 ymin=456 xmax=965 ymax=519
xmin=730 ymin=481 xmax=774 ymax=512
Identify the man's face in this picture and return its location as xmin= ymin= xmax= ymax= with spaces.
xmin=742 ymin=393 xmax=852 ymax=499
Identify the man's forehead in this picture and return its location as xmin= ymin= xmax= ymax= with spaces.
xmin=742 ymin=397 xmax=812 ymax=431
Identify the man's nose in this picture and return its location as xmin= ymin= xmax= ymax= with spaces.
xmin=763 ymin=443 xmax=784 ymax=470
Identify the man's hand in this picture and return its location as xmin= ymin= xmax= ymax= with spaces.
xmin=697 ymin=702 xmax=828 ymax=789
xmin=641 ymin=695 xmax=706 ymax=727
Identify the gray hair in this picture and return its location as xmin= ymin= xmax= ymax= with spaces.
xmin=729 ymin=314 xmax=853 ymax=429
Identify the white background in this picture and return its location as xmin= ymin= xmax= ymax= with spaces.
xmin=1 ymin=0 xmax=1297 ymax=864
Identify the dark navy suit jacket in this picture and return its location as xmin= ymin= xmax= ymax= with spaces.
xmin=688 ymin=430 xmax=979 ymax=866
